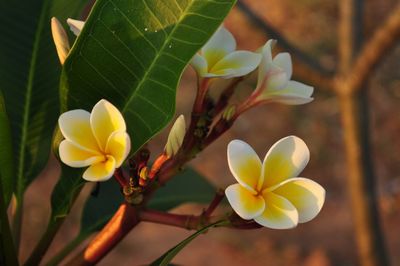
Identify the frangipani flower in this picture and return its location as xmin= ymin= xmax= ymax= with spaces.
xmin=191 ymin=26 xmax=261 ymax=79
xmin=252 ymin=40 xmax=314 ymax=105
xmin=225 ymin=136 xmax=325 ymax=229
xmin=58 ymin=99 xmax=131 ymax=182
xmin=67 ymin=18 xmax=85 ymax=36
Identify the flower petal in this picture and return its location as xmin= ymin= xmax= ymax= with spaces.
xmin=263 ymin=80 xmax=314 ymax=105
xmin=191 ymin=54 xmax=208 ymax=77
xmin=261 ymin=136 xmax=310 ymax=189
xmin=254 ymin=192 xmax=298 ymax=229
xmin=202 ymin=26 xmax=236 ymax=68
xmin=227 ymin=140 xmax=262 ymax=193
xmin=209 ymin=51 xmax=262 ymax=79
xmin=59 ymin=140 xmax=103 ymax=167
xmin=273 ymin=52 xmax=292 ymax=79
xmin=272 ymin=177 xmax=325 ymax=223
xmin=58 ymin=109 xmax=99 ymax=152
xmin=225 ymin=184 xmax=265 ymax=220
xmin=105 ymin=131 xmax=131 ymax=168
xmin=90 ymin=99 xmax=126 ymax=151
xmin=67 ymin=18 xmax=85 ymax=36
xmin=262 ymin=65 xmax=289 ymax=91
xmin=83 ymin=155 xmax=116 ymax=182
xmin=257 ymin=39 xmax=277 ymax=86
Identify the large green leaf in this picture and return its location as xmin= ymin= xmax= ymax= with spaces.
xmin=0 ymin=90 xmax=14 ymax=205
xmin=149 ymin=221 xmax=228 ymax=266
xmin=61 ymin=0 xmax=236 ymax=152
xmin=0 ymin=0 xmax=89 ymax=202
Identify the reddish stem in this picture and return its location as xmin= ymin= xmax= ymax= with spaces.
xmin=139 ymin=210 xmax=204 ymax=229
xmin=193 ymin=78 xmax=211 ymax=113
xmin=113 ymin=168 xmax=127 ymax=187
xmin=203 ymin=189 xmax=225 ymax=217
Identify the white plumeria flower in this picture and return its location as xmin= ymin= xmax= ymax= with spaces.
xmin=58 ymin=99 xmax=131 ymax=182
xmin=67 ymin=18 xmax=85 ymax=36
xmin=191 ymin=26 xmax=261 ymax=79
xmin=253 ymin=40 xmax=314 ymax=105
xmin=225 ymin=136 xmax=325 ymax=229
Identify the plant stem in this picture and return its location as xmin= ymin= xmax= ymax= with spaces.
xmin=337 ymin=89 xmax=388 ymax=266
xmin=140 ymin=210 xmax=210 ymax=229
xmin=203 ymin=189 xmax=225 ymax=217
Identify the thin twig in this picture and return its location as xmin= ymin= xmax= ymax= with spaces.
xmin=236 ymin=0 xmax=334 ymax=92
xmin=346 ymin=4 xmax=400 ymax=94
xmin=203 ymin=189 xmax=225 ymax=218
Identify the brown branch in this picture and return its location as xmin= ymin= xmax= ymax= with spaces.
xmin=236 ymin=0 xmax=334 ymax=91
xmin=336 ymin=1 xmax=394 ymax=266
xmin=202 ymin=189 xmax=225 ymax=218
xmin=346 ymin=4 xmax=400 ymax=94
xmin=291 ymin=59 xmax=334 ymax=92
xmin=139 ymin=210 xmax=262 ymax=230
xmin=337 ymin=92 xmax=389 ymax=266
xmin=139 ymin=210 xmax=220 ymax=230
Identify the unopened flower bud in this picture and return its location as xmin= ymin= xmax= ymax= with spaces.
xmin=165 ymin=115 xmax=186 ymax=157
xmin=67 ymin=18 xmax=85 ymax=36
xmin=51 ymin=17 xmax=70 ymax=65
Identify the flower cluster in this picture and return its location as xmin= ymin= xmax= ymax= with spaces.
xmin=56 ymin=23 xmax=324 ymax=229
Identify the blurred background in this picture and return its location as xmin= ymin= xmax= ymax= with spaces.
xmin=20 ymin=0 xmax=400 ymax=265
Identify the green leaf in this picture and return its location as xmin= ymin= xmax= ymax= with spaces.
xmin=148 ymin=168 xmax=216 ymax=211
xmin=0 ymin=90 xmax=14 ymax=205
xmin=0 ymin=0 xmax=89 ymax=199
xmin=61 ymin=0 xmax=236 ymax=152
xmin=149 ymin=221 xmax=228 ymax=266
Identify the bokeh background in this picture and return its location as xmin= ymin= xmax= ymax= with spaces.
xmin=20 ymin=0 xmax=400 ymax=265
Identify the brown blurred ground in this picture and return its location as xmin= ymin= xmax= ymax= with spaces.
xmin=19 ymin=0 xmax=400 ymax=265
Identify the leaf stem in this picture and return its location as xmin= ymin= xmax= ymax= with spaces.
xmin=203 ymin=189 xmax=225 ymax=218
